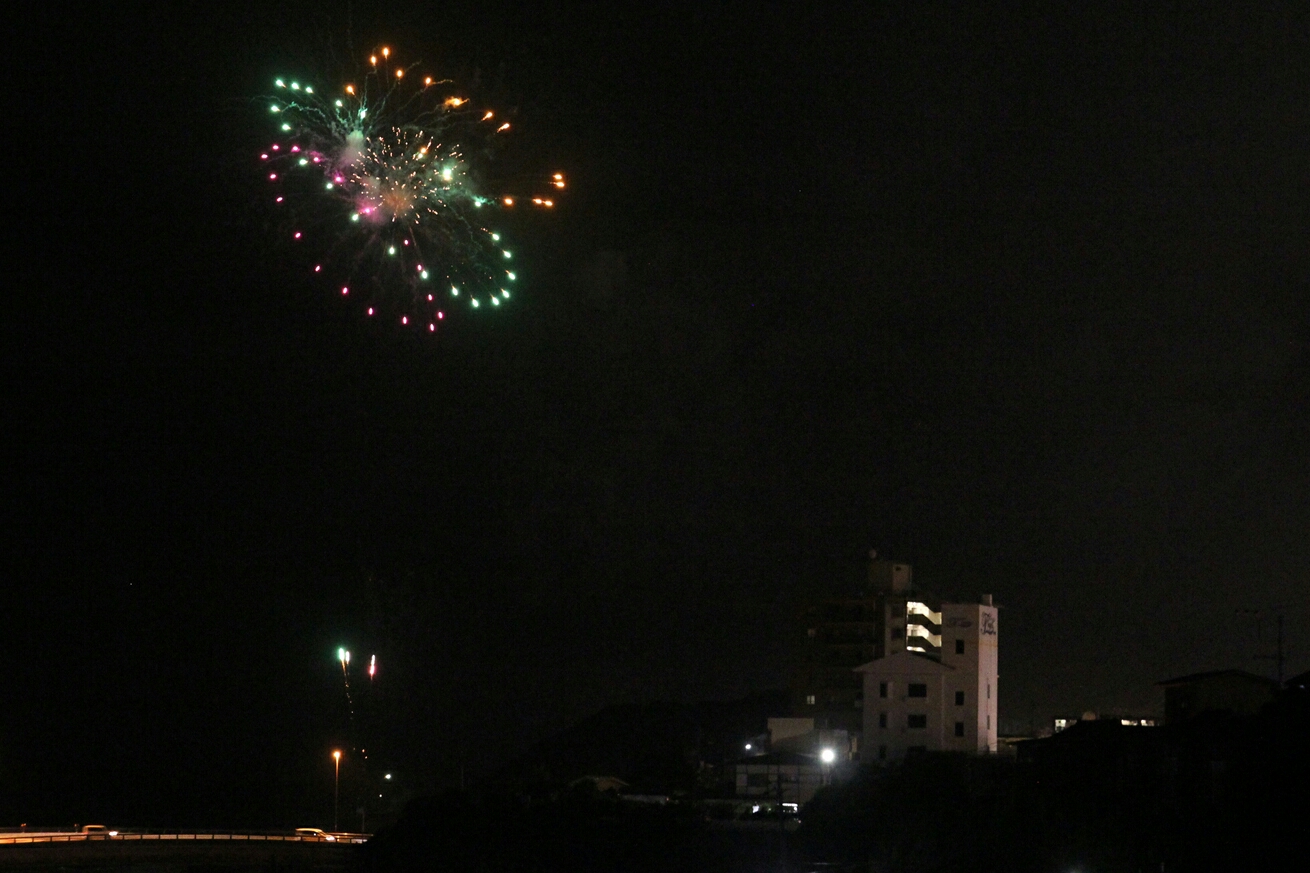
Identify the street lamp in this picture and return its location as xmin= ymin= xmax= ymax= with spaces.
xmin=332 ymin=750 xmax=342 ymax=832
xmin=820 ymin=747 xmax=836 ymax=785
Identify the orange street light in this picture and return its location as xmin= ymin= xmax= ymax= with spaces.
xmin=332 ymin=751 xmax=342 ymax=832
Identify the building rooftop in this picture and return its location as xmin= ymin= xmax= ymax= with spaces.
xmin=1156 ymin=669 xmax=1279 ymax=688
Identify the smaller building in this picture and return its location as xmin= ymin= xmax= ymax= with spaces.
xmin=1014 ymin=718 xmax=1166 ymax=799
xmin=766 ymin=717 xmax=855 ymax=760
xmin=732 ymin=751 xmax=832 ymax=805
xmin=1051 ymin=714 xmax=1157 ymax=734
xmin=1156 ymin=670 xmax=1279 ymax=725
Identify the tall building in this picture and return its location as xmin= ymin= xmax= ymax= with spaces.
xmin=790 ymin=555 xmax=999 ymax=762
xmin=791 ymin=558 xmax=946 ymax=735
xmin=858 ymin=596 xmax=998 ymax=762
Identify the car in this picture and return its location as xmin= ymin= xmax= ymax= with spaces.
xmin=294 ymin=828 xmax=335 ymax=842
xmin=80 ymin=825 xmax=117 ymax=839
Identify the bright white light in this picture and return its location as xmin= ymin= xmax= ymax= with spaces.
xmin=820 ymin=748 xmax=836 ymax=764
xmin=906 ymin=601 xmax=942 ymax=624
xmin=906 ymin=625 xmax=942 ymax=647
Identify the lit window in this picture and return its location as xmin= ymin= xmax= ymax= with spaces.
xmin=908 ymin=683 xmax=928 ymax=698
xmin=806 ymin=695 xmax=816 ymax=706
xmin=908 ymin=714 xmax=927 ymax=729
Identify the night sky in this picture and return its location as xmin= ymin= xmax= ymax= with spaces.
xmin=7 ymin=1 xmax=1310 ymax=828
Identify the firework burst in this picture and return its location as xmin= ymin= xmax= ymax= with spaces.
xmin=261 ymin=46 xmax=563 ymax=330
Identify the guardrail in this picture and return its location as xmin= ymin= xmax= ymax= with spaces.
xmin=0 ymin=832 xmax=369 ymax=846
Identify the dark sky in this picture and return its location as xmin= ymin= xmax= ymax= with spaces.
xmin=7 ymin=0 xmax=1310 ymax=827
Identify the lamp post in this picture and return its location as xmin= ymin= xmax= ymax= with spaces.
xmin=332 ymin=750 xmax=342 ymax=832
xmin=820 ymin=747 xmax=836 ymax=785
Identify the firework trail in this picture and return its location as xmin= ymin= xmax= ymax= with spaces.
xmin=338 ymin=647 xmax=355 ymax=727
xmin=260 ymin=46 xmax=564 ymax=331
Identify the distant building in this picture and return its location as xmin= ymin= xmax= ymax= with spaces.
xmin=766 ymin=716 xmax=855 ymax=761
xmin=1156 ymin=669 xmax=1280 ymax=724
xmin=790 ymin=555 xmax=999 ymax=763
xmin=855 ymin=594 xmax=999 ymax=762
xmin=1014 ymin=718 xmax=1165 ymax=797
xmin=1051 ymin=714 xmax=1157 ymax=734
xmin=732 ymin=751 xmax=832 ymax=805
xmin=790 ymin=558 xmax=922 ymax=735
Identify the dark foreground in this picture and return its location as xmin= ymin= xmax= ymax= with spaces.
xmin=0 ymin=839 xmax=355 ymax=873
xmin=5 ymin=688 xmax=1304 ymax=873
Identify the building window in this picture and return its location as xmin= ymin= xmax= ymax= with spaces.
xmin=908 ymin=683 xmax=928 ymax=698
xmin=879 ymin=682 xmax=888 ymax=698
xmin=955 ymin=639 xmax=965 ymax=655
xmin=955 ymin=690 xmax=965 ymax=706
xmin=987 ymin=683 xmax=990 ymax=700
xmin=987 ymin=715 xmax=990 ymax=730
xmin=878 ymin=745 xmax=887 ymax=761
xmin=908 ymin=714 xmax=927 ymax=729
xmin=805 ymin=695 xmax=816 ymax=706
xmin=807 ymin=628 xmax=817 ymax=637
xmin=879 ymin=712 xmax=887 ymax=729
xmin=954 ymin=721 xmax=965 ymax=737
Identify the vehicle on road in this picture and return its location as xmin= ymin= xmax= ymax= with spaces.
xmin=80 ymin=825 xmax=117 ymax=839
xmin=294 ymin=828 xmax=335 ymax=841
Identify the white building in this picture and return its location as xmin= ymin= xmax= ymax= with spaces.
xmin=856 ymin=597 xmax=998 ymax=762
